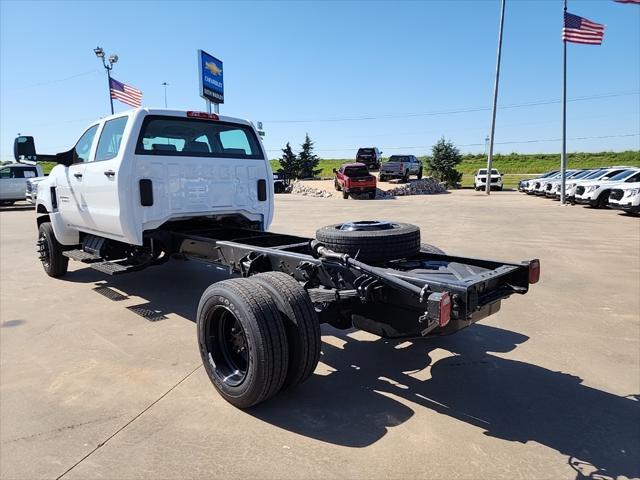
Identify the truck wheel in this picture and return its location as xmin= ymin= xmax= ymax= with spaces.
xmin=197 ymin=278 xmax=289 ymax=409
xmin=334 ymin=180 xmax=341 ymax=191
xmin=368 ymin=191 xmax=376 ymax=200
xmin=316 ymin=221 xmax=420 ymax=263
xmin=417 ymin=168 xmax=423 ymax=180
xmin=37 ymin=222 xmax=69 ymax=277
xmin=342 ymin=191 xmax=349 ymax=199
xmin=252 ymin=272 xmax=321 ymax=389
xmin=403 ymin=171 xmax=409 ymax=182
xmin=595 ymin=191 xmax=609 ymax=208
xmin=421 ymin=243 xmax=446 ymax=254
xmin=379 ymin=175 xmax=386 ymax=182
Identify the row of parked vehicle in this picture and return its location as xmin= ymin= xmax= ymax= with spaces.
xmin=518 ymin=165 xmax=640 ymax=214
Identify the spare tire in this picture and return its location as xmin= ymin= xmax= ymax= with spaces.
xmin=316 ymin=221 xmax=420 ymax=263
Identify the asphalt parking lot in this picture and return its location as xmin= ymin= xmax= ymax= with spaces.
xmin=1 ymin=190 xmax=639 ymax=480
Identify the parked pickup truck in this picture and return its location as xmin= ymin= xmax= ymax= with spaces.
xmin=0 ymin=162 xmax=44 ymax=205
xmin=474 ymin=169 xmax=503 ymax=191
xmin=22 ymin=108 xmax=539 ymax=409
xmin=379 ymin=155 xmax=423 ymax=182
xmin=355 ymin=147 xmax=382 ymax=170
xmin=333 ymin=162 xmax=377 ymax=199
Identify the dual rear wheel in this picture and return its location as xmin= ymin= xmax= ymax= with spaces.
xmin=197 ymin=272 xmax=320 ymax=409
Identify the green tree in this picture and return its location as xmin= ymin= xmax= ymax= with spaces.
xmin=278 ymin=142 xmax=300 ymax=179
xmin=429 ymin=137 xmax=463 ymax=187
xmin=298 ymin=133 xmax=321 ymax=179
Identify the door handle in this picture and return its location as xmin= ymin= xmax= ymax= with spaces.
xmin=104 ymin=170 xmax=115 ymax=177
xmin=73 ymin=173 xmax=83 ymax=179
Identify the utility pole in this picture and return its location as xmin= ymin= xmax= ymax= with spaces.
xmin=486 ymin=0 xmax=506 ymax=195
xmin=162 ymin=82 xmax=169 ymax=108
xmin=94 ymin=46 xmax=118 ymax=115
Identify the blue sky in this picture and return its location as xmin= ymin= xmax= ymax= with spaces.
xmin=1 ymin=0 xmax=638 ymax=160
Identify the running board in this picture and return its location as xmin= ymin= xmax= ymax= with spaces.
xmin=63 ymin=249 xmax=141 ymax=275
xmin=63 ymin=249 xmax=102 ymax=263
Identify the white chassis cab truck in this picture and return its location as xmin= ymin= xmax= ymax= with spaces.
xmin=26 ymin=108 xmax=540 ymax=408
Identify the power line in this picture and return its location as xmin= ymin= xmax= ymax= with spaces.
xmin=3 ymin=69 xmax=101 ymax=91
xmin=263 ymin=91 xmax=639 ymax=124
xmin=265 ymin=133 xmax=640 ymax=153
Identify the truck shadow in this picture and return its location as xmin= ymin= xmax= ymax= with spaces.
xmin=62 ymin=261 xmax=639 ymax=479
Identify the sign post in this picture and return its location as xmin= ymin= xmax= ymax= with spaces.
xmin=198 ymin=49 xmax=224 ymax=113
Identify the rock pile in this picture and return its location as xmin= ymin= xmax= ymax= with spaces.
xmin=381 ymin=178 xmax=446 ymax=197
xmin=291 ymin=181 xmax=334 ymax=198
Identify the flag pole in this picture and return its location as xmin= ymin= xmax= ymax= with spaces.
xmin=560 ymin=0 xmax=567 ymax=204
xmin=485 ymin=0 xmax=506 ymax=195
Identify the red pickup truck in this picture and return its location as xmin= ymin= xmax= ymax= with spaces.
xmin=334 ymin=163 xmax=377 ymax=199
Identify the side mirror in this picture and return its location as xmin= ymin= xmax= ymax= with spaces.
xmin=14 ymin=136 xmax=36 ymax=161
xmin=332 ymin=168 xmax=337 ymax=174
xmin=56 ymin=147 xmax=76 ymax=167
xmin=501 ymin=173 xmax=504 ymax=177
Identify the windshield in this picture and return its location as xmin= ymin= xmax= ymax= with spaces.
xmin=570 ymin=170 xmax=593 ymax=179
xmin=344 ymin=167 xmax=370 ymax=177
xmin=136 ymin=116 xmax=263 ymax=159
xmin=608 ymin=169 xmax=638 ymax=181
xmin=541 ymin=170 xmax=558 ymax=178
xmin=478 ymin=169 xmax=499 ymax=175
xmin=584 ymin=169 xmax=605 ymax=179
xmin=388 ymin=156 xmax=410 ymax=162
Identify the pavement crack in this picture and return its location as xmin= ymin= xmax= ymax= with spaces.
xmin=55 ymin=364 xmax=203 ymax=480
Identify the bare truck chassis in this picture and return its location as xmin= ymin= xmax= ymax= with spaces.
xmin=54 ymin=218 xmax=540 ymax=408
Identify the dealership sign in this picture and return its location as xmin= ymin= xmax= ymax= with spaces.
xmin=198 ymin=49 xmax=224 ymax=104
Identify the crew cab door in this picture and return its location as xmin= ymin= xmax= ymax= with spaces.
xmin=78 ymin=116 xmax=128 ymax=237
xmin=56 ymin=125 xmax=99 ymax=228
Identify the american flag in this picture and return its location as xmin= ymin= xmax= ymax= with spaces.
xmin=563 ymin=12 xmax=605 ymax=45
xmin=109 ymin=77 xmax=142 ymax=108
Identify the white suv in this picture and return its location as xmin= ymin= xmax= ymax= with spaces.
xmin=608 ymin=182 xmax=640 ymax=214
xmin=474 ymin=169 xmax=503 ymax=191
xmin=574 ymin=168 xmax=640 ymax=208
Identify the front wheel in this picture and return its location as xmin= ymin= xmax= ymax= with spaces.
xmin=197 ymin=278 xmax=289 ymax=409
xmin=334 ymin=180 xmax=341 ymax=191
xmin=37 ymin=222 xmax=69 ymax=277
xmin=368 ymin=191 xmax=376 ymax=200
xmin=403 ymin=171 xmax=409 ymax=182
xmin=342 ymin=191 xmax=349 ymax=199
xmin=417 ymin=168 xmax=423 ymax=180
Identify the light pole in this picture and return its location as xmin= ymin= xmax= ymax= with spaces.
xmin=162 ymin=82 xmax=169 ymax=108
xmin=94 ymin=46 xmax=118 ymax=115
xmin=485 ymin=0 xmax=506 ymax=195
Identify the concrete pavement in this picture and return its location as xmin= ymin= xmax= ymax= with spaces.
xmin=1 ymin=190 xmax=638 ymax=479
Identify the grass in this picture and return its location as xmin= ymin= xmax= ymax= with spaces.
xmin=34 ymin=151 xmax=640 ymax=187
xmin=271 ymin=150 xmax=640 ymax=187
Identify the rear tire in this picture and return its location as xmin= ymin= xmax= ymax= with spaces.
xmin=316 ymin=221 xmax=420 ymax=263
xmin=368 ymin=191 xmax=376 ymax=200
xmin=252 ymin=272 xmax=321 ymax=389
xmin=37 ymin=222 xmax=68 ymax=277
xmin=379 ymin=175 xmax=386 ymax=182
xmin=417 ymin=168 xmax=423 ymax=180
xmin=197 ymin=278 xmax=289 ymax=409
xmin=403 ymin=171 xmax=409 ymax=182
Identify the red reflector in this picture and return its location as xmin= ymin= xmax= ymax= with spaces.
xmin=529 ymin=259 xmax=541 ymax=284
xmin=186 ymin=111 xmax=219 ymax=120
xmin=439 ymin=292 xmax=452 ymax=327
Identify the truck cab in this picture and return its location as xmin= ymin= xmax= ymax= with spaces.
xmin=31 ymin=109 xmax=273 ymax=246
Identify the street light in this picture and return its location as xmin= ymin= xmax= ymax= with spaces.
xmin=94 ymin=45 xmax=118 ymax=114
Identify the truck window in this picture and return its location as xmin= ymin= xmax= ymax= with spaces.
xmin=95 ymin=116 xmax=128 ymax=161
xmin=0 ymin=167 xmax=11 ymax=178
xmin=74 ymin=125 xmax=99 ymax=163
xmin=136 ymin=116 xmax=263 ymax=159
